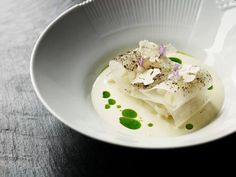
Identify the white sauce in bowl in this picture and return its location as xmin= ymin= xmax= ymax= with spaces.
xmin=91 ymin=53 xmax=224 ymax=137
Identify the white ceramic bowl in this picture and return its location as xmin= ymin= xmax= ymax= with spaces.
xmin=31 ymin=0 xmax=236 ymax=148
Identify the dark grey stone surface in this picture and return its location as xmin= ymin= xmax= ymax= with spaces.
xmin=0 ymin=0 xmax=235 ymax=176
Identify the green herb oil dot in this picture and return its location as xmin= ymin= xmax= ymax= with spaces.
xmin=102 ymin=91 xmax=110 ymax=98
xmin=169 ymin=57 xmax=182 ymax=64
xmin=105 ymin=104 xmax=110 ymax=109
xmin=122 ymin=109 xmax=137 ymax=118
xmin=186 ymin=124 xmax=193 ymax=130
xmin=119 ymin=117 xmax=141 ymax=130
xmin=108 ymin=99 xmax=116 ymax=105
xmin=148 ymin=123 xmax=154 ymax=127
xmin=208 ymin=85 xmax=213 ymax=90
xmin=117 ymin=105 xmax=121 ymax=109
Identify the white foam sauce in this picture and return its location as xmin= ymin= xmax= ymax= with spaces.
xmin=91 ymin=53 xmax=224 ymax=137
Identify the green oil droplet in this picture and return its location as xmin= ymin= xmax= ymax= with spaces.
xmin=169 ymin=57 xmax=182 ymax=64
xmin=186 ymin=124 xmax=193 ymax=130
xmin=208 ymin=85 xmax=213 ymax=90
xmin=102 ymin=91 xmax=110 ymax=98
xmin=122 ymin=109 xmax=137 ymax=118
xmin=119 ymin=117 xmax=141 ymax=130
xmin=117 ymin=105 xmax=121 ymax=109
xmin=108 ymin=99 xmax=116 ymax=105
xmin=105 ymin=104 xmax=110 ymax=109
xmin=148 ymin=123 xmax=154 ymax=127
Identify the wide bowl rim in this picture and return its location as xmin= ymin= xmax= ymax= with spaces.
xmin=30 ymin=0 xmax=236 ymax=149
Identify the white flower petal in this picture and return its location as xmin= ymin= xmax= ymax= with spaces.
xmin=139 ymin=40 xmax=158 ymax=49
xmin=183 ymin=74 xmax=196 ymax=83
xmin=132 ymin=68 xmax=160 ymax=85
xmin=138 ymin=40 xmax=160 ymax=62
xmin=150 ymin=68 xmax=161 ymax=77
xmin=179 ymin=65 xmax=200 ymax=75
xmin=189 ymin=66 xmax=200 ymax=73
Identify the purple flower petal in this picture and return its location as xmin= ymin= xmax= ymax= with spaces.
xmin=159 ymin=44 xmax=166 ymax=56
xmin=138 ymin=57 xmax=144 ymax=66
xmin=173 ymin=64 xmax=181 ymax=72
xmin=169 ymin=64 xmax=181 ymax=81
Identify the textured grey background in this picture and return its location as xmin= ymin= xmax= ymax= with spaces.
xmin=0 ymin=0 xmax=235 ymax=176
xmin=0 ymin=0 xmax=100 ymax=176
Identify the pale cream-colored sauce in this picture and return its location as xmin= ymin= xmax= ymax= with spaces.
xmin=91 ymin=53 xmax=224 ymax=137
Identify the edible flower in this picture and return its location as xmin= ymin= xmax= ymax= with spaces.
xmin=179 ymin=65 xmax=200 ymax=83
xmin=138 ymin=41 xmax=178 ymax=62
xmin=168 ymin=64 xmax=181 ymax=81
xmin=132 ymin=68 xmax=161 ymax=85
xmin=138 ymin=40 xmax=160 ymax=62
xmin=138 ymin=57 xmax=144 ymax=66
xmin=168 ymin=64 xmax=200 ymax=83
xmin=159 ymin=44 xmax=166 ymax=56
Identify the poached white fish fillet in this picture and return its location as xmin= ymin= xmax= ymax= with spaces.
xmin=109 ymin=40 xmax=212 ymax=127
